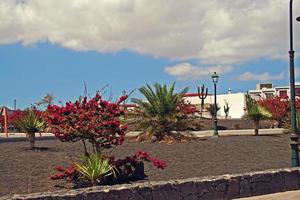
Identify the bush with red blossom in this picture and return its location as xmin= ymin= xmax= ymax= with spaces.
xmin=258 ymin=97 xmax=300 ymax=128
xmin=258 ymin=97 xmax=290 ymax=128
xmin=51 ymin=165 xmax=78 ymax=181
xmin=178 ymin=101 xmax=199 ymax=116
xmin=47 ymin=92 xmax=166 ymax=187
xmin=0 ymin=110 xmax=24 ymax=132
xmin=43 ymin=93 xmax=128 ymax=155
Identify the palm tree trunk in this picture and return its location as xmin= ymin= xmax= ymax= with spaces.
xmin=254 ymin=120 xmax=260 ymax=136
xmin=28 ymin=133 xmax=35 ymax=149
xmin=91 ymin=178 xmax=97 ymax=186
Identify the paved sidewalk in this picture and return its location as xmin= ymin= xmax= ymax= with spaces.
xmin=0 ymin=132 xmax=53 ymax=138
xmin=236 ymin=190 xmax=300 ymax=200
xmin=0 ymin=128 xmax=288 ymax=139
xmin=127 ymin=128 xmax=287 ymax=138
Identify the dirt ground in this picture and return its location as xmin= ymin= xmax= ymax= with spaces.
xmin=0 ymin=134 xmax=291 ymax=196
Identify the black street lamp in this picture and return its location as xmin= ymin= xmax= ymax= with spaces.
xmin=211 ymin=72 xmax=219 ymax=137
xmin=289 ymin=0 xmax=299 ymax=167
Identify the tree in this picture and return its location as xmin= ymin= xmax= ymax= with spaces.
xmin=131 ymin=82 xmax=196 ymax=142
xmin=245 ymin=94 xmax=271 ymax=135
xmin=44 ymin=93 xmax=128 ymax=155
xmin=14 ymin=109 xmax=45 ymax=149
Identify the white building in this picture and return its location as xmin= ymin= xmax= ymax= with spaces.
xmin=183 ymin=92 xmax=246 ymax=119
xmin=249 ymin=83 xmax=300 ymax=100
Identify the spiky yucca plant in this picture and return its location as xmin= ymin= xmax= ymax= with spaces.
xmin=14 ymin=109 xmax=45 ymax=149
xmin=75 ymin=153 xmax=116 ymax=186
xmin=131 ymin=82 xmax=191 ymax=141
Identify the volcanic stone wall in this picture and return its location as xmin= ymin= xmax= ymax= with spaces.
xmin=3 ymin=167 xmax=300 ymax=200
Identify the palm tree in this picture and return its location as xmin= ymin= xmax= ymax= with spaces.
xmin=131 ymin=82 xmax=189 ymax=141
xmin=14 ymin=109 xmax=45 ymax=149
xmin=245 ymin=94 xmax=271 ymax=135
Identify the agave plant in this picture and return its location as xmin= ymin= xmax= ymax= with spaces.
xmin=245 ymin=94 xmax=271 ymax=135
xmin=74 ymin=153 xmax=116 ymax=186
xmin=14 ymin=109 xmax=45 ymax=149
xmin=131 ymin=82 xmax=190 ymax=141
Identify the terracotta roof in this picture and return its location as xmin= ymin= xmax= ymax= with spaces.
xmin=183 ymin=93 xmax=212 ymax=97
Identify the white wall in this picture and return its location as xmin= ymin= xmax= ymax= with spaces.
xmin=184 ymin=92 xmax=246 ymax=119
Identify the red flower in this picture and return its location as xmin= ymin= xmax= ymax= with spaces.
xmin=55 ymin=166 xmax=65 ymax=172
xmin=43 ymin=93 xmax=128 ymax=154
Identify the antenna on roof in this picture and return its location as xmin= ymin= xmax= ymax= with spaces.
xmin=13 ymin=99 xmax=17 ymax=110
xmin=228 ymin=88 xmax=231 ymax=94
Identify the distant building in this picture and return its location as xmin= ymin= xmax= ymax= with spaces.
xmin=248 ymin=83 xmax=300 ymax=100
xmin=183 ymin=92 xmax=246 ymax=119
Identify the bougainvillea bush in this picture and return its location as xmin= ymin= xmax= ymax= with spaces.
xmin=44 ymin=93 xmax=166 ymax=187
xmin=258 ymin=97 xmax=289 ymax=128
xmin=258 ymin=97 xmax=300 ymax=128
xmin=0 ymin=109 xmax=24 ymax=132
xmin=44 ymin=93 xmax=128 ymax=155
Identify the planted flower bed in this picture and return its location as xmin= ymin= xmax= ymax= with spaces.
xmin=41 ymin=93 xmax=166 ymax=188
xmin=0 ymin=84 xmax=294 ymax=198
xmin=0 ymin=134 xmax=291 ymax=196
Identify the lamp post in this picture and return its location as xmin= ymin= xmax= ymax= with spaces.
xmin=289 ymin=0 xmax=300 ymax=167
xmin=211 ymin=72 xmax=219 ymax=137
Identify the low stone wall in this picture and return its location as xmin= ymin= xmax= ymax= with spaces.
xmin=3 ymin=167 xmax=300 ymax=200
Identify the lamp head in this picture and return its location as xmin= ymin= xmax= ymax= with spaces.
xmin=211 ymin=72 xmax=219 ymax=84
xmin=297 ymin=16 xmax=300 ymax=22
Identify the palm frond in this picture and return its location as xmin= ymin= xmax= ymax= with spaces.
xmin=132 ymin=82 xmax=191 ymax=140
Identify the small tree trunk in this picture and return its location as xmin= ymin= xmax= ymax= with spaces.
xmin=81 ymin=140 xmax=89 ymax=157
xmin=254 ymin=120 xmax=260 ymax=136
xmin=28 ymin=133 xmax=35 ymax=149
xmin=95 ymin=141 xmax=101 ymax=154
xmin=91 ymin=138 xmax=101 ymax=154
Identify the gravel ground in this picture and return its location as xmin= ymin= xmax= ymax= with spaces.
xmin=0 ymin=134 xmax=291 ymax=196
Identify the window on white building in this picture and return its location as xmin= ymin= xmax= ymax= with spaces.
xmin=265 ymin=93 xmax=274 ymax=99
xmin=279 ymin=90 xmax=288 ymax=98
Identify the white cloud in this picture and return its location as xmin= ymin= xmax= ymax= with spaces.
xmin=237 ymin=72 xmax=285 ymax=81
xmin=164 ymin=63 xmax=233 ymax=80
xmin=0 ymin=0 xmax=299 ymax=65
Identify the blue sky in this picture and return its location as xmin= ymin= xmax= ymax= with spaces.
xmin=0 ymin=43 xmax=295 ymax=109
xmin=0 ymin=1 xmax=300 ymax=108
